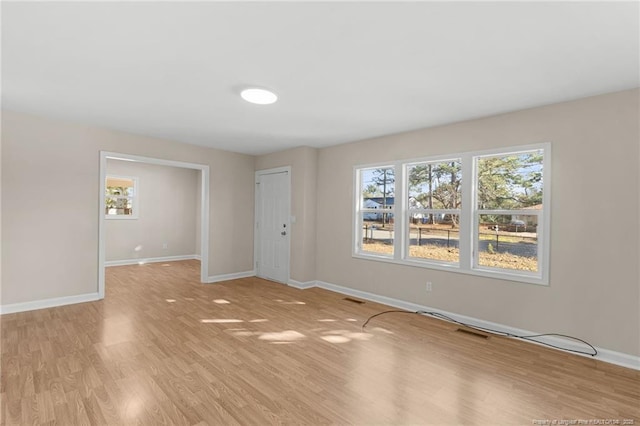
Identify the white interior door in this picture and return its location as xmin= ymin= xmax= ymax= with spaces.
xmin=255 ymin=169 xmax=290 ymax=283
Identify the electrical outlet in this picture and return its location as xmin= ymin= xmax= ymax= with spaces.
xmin=426 ymin=281 xmax=432 ymax=292
xmin=162 ymin=243 xmax=168 ymax=249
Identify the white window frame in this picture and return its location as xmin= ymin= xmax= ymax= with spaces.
xmin=105 ymin=174 xmax=139 ymax=220
xmin=404 ymin=157 xmax=462 ymax=266
xmin=470 ymin=145 xmax=550 ymax=284
xmin=354 ymin=165 xmax=397 ymax=259
xmin=353 ymin=143 xmax=550 ymax=286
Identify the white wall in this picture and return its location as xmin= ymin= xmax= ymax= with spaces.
xmin=315 ymin=89 xmax=640 ymax=357
xmin=105 ymin=159 xmax=198 ymax=262
xmin=1 ymin=110 xmax=255 ymax=306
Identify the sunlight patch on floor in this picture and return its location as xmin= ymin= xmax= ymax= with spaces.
xmin=274 ymin=299 xmax=306 ymax=305
xmin=213 ymin=299 xmax=230 ymax=304
xmin=371 ymin=327 xmax=394 ymax=334
xmin=344 ymin=332 xmax=373 ymax=341
xmin=321 ymin=335 xmax=351 ymax=343
xmin=200 ymin=319 xmax=243 ymax=324
xmin=259 ymin=330 xmax=305 ymax=342
xmin=123 ymin=395 xmax=144 ymax=419
xmin=320 ymin=330 xmax=374 ymax=344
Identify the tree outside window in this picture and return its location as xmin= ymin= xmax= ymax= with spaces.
xmin=353 ymin=144 xmax=549 ymax=285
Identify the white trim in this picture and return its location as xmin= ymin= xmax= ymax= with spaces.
xmin=102 ymin=152 xmax=207 ymax=170
xmin=99 ymin=151 xmax=210 ymax=300
xmin=199 ymin=166 xmax=210 ymax=283
xmin=105 ymin=255 xmax=199 ymax=267
xmin=208 ymin=270 xmax=256 ymax=283
xmin=99 ymin=153 xmax=107 ymax=299
xmin=311 ymin=280 xmax=639 ymax=371
xmin=0 ymin=292 xmax=101 ymax=315
xmin=103 ymin=215 xmax=138 ymax=220
xmin=287 ymin=279 xmax=316 ymax=289
xmin=354 ymin=164 xmax=398 ymax=257
xmin=594 ymin=348 xmax=640 ymax=371
xmin=194 ymin=254 xmax=202 ymax=261
xmin=255 ymin=166 xmax=291 ymax=176
xmin=541 ymin=143 xmax=551 ymax=285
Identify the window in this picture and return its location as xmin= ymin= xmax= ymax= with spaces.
xmin=406 ymin=160 xmax=461 ymax=264
xmin=474 ymin=150 xmax=544 ymax=276
xmin=353 ymin=144 xmax=549 ymax=285
xmin=105 ymin=175 xmax=138 ymax=219
xmin=357 ymin=166 xmax=395 ymax=257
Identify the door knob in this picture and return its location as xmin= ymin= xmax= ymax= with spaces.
xmin=281 ymin=231 xmax=287 ymax=236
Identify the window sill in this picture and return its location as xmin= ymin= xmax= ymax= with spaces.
xmin=352 ymin=252 xmax=548 ymax=286
xmin=105 ymin=215 xmax=138 ymax=220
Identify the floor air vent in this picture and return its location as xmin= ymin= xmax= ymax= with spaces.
xmin=343 ymin=297 xmax=365 ymax=304
xmin=455 ymin=328 xmax=490 ymax=339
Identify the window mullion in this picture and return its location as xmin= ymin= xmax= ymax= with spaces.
xmin=459 ymin=153 xmax=473 ymax=270
xmin=394 ymin=162 xmax=404 ymax=261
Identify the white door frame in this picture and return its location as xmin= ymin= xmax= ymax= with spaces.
xmin=98 ymin=151 xmax=210 ymax=298
xmin=254 ymin=166 xmax=291 ymax=284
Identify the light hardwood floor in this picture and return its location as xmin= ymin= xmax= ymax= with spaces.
xmin=1 ymin=260 xmax=639 ymax=425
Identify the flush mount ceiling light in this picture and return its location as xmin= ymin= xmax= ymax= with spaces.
xmin=240 ymin=88 xmax=278 ymax=105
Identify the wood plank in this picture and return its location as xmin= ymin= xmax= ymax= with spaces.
xmin=1 ymin=259 xmax=638 ymax=424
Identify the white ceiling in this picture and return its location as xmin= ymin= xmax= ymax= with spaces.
xmin=2 ymin=2 xmax=638 ymax=155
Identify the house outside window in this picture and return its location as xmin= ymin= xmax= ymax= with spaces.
xmin=353 ymin=143 xmax=550 ymax=285
xmin=357 ymin=167 xmax=395 ymax=257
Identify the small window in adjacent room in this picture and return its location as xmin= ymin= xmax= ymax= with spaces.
xmin=105 ymin=175 xmax=138 ymax=219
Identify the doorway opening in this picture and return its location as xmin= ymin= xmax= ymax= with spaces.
xmin=98 ymin=151 xmax=210 ymax=298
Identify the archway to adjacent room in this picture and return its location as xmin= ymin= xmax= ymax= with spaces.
xmin=98 ymin=151 xmax=210 ymax=298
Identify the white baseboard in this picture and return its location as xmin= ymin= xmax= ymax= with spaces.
xmin=194 ymin=255 xmax=202 ymax=261
xmin=0 ymin=292 xmax=101 ymax=315
xmin=287 ymin=279 xmax=316 ymax=289
xmin=208 ymin=270 xmax=256 ymax=283
xmin=313 ymin=280 xmax=640 ymax=371
xmin=105 ymin=255 xmax=199 ymax=267
xmin=593 ymin=348 xmax=640 ymax=371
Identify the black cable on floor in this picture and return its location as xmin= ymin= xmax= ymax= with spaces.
xmin=362 ymin=309 xmax=597 ymax=357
